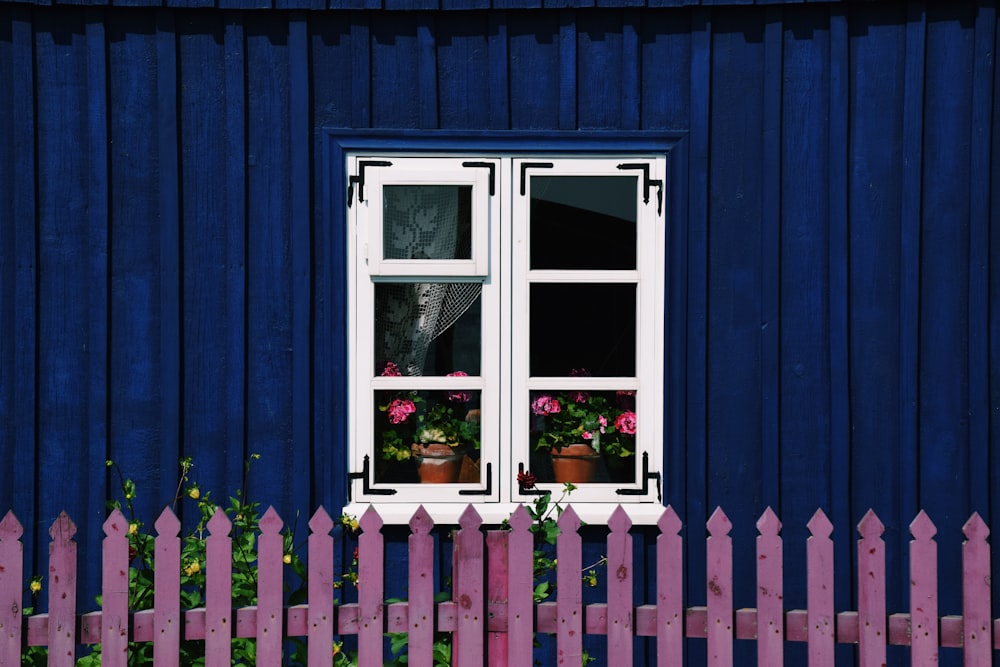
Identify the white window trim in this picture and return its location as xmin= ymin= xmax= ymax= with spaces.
xmin=345 ymin=153 xmax=665 ymax=524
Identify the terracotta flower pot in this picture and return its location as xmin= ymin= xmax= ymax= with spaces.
xmin=412 ymin=442 xmax=465 ymax=483
xmin=550 ymin=444 xmax=601 ymax=483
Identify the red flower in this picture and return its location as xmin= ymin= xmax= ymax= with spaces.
xmin=517 ymin=470 xmax=537 ymax=490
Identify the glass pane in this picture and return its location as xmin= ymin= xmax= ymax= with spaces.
xmin=373 ymin=389 xmax=482 ymax=485
xmin=383 ymin=185 xmax=473 ymax=260
xmin=374 ymin=283 xmax=482 ymax=376
xmin=530 ymin=175 xmax=637 ymax=270
xmin=529 ymin=283 xmax=635 ymax=377
xmin=525 ymin=389 xmax=637 ymax=484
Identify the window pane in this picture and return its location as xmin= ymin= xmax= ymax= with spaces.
xmin=529 ymin=283 xmax=635 ymax=377
xmin=374 ymin=283 xmax=482 ymax=376
xmin=383 ymin=185 xmax=473 ymax=260
xmin=530 ymin=176 xmax=637 ymax=270
xmin=373 ymin=389 xmax=482 ymax=484
xmin=526 ymin=389 xmax=637 ymax=484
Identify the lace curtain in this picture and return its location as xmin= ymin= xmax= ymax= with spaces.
xmin=375 ymin=185 xmax=481 ymax=376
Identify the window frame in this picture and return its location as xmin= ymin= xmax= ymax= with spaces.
xmin=324 ymin=131 xmax=687 ymax=525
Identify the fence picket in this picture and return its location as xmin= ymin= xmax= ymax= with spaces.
xmin=909 ymin=510 xmax=938 ymax=666
xmin=357 ymin=505 xmax=384 ymax=667
xmin=257 ymin=507 xmax=284 ymax=667
xmin=556 ymin=505 xmax=583 ymax=667
xmin=454 ymin=505 xmax=484 ymax=667
xmin=0 ymin=511 xmax=23 ymax=667
xmin=706 ymin=508 xmax=732 ymax=667
xmin=856 ymin=510 xmax=886 ymax=667
xmin=48 ymin=512 xmax=78 ymax=667
xmin=506 ymin=504 xmax=534 ymax=666
xmin=407 ymin=506 xmax=435 ymax=667
xmin=962 ymin=513 xmax=991 ymax=665
xmin=306 ymin=507 xmax=335 ymax=667
xmin=607 ymin=506 xmax=633 ymax=665
xmin=486 ymin=530 xmax=507 ymax=667
xmin=755 ymin=508 xmax=782 ymax=666
xmin=656 ymin=506 xmax=682 ymax=667
xmin=205 ymin=509 xmax=233 ymax=667
xmin=101 ymin=509 xmax=130 ymax=667
xmin=806 ymin=509 xmax=834 ymax=666
xmin=153 ymin=508 xmax=181 ymax=667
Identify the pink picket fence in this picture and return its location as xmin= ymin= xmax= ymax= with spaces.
xmin=0 ymin=504 xmax=996 ymax=666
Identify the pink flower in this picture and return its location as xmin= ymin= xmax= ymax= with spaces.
xmin=446 ymin=371 xmax=471 ymax=403
xmin=531 ymin=395 xmax=562 ymax=416
xmin=387 ymin=398 xmax=416 ymax=424
xmin=615 ymin=410 xmax=637 ymax=435
xmin=381 ymin=361 xmax=402 ymax=377
xmin=598 ymin=415 xmax=607 ymax=433
xmin=568 ymin=390 xmax=590 ymax=404
xmin=582 ymin=431 xmax=593 ymax=441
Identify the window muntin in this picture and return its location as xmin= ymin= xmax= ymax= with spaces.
xmin=349 ymin=154 xmax=663 ymax=510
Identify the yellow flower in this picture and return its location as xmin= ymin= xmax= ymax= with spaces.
xmin=29 ymin=579 xmax=42 ymax=594
xmin=332 ymin=641 xmax=343 ymax=656
xmin=128 ymin=523 xmax=139 ymax=535
xmin=188 ymin=487 xmax=200 ymax=500
xmin=349 ymin=519 xmax=359 ymax=532
xmin=184 ymin=560 xmax=201 ymax=576
xmin=283 ymin=554 xmax=292 ymax=565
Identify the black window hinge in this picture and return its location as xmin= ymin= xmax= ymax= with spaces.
xmin=348 ymin=160 xmax=393 ymax=207
xmin=617 ymin=162 xmax=664 ymax=215
xmin=462 ymin=161 xmax=496 ymax=196
xmin=520 ymin=162 xmax=554 ymax=196
xmin=458 ymin=462 xmax=493 ymax=496
xmin=347 ymin=455 xmax=397 ymax=500
xmin=615 ymin=452 xmax=662 ymax=501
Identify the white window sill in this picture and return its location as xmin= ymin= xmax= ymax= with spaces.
xmin=341 ymin=501 xmax=668 ymax=527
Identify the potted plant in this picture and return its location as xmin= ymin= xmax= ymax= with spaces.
xmin=377 ymin=364 xmax=480 ymax=484
xmin=529 ymin=374 xmax=636 ymax=484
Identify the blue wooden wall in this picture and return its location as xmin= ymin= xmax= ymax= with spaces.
xmin=1 ymin=0 xmax=998 ymax=641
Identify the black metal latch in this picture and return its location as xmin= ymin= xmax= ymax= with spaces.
xmin=617 ymin=162 xmax=664 ymax=215
xmin=347 ymin=455 xmax=397 ymax=500
xmin=348 ymin=160 xmax=392 ymax=206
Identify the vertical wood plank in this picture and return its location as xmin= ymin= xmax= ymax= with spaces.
xmin=101 ymin=510 xmax=129 ymax=667
xmin=806 ymin=510 xmax=834 ymax=666
xmin=656 ymin=507 xmax=682 ymax=667
xmin=0 ymin=512 xmax=24 ymax=667
xmin=153 ymin=508 xmax=181 ymax=667
xmin=205 ymin=510 xmax=233 ymax=667
xmin=357 ymin=507 xmax=384 ymax=667
xmin=307 ymin=507 xmax=335 ymax=667
xmin=606 ymin=507 xmax=633 ymax=666
xmin=407 ymin=507 xmax=435 ymax=667
xmin=506 ymin=505 xmax=534 ymax=666
xmin=557 ymin=10 xmax=576 ymax=129
xmin=909 ymin=511 xmax=938 ymax=666
xmin=486 ymin=12 xmax=509 ymax=129
xmin=256 ymin=507 xmax=284 ymax=667
xmin=417 ymin=16 xmax=437 ymax=128
xmin=48 ymin=513 xmax=78 ymax=667
xmin=508 ymin=11 xmax=560 ymax=129
xmin=706 ymin=508 xmax=732 ymax=667
xmin=556 ymin=506 xmax=583 ymax=667
xmin=755 ymin=508 xmax=782 ymax=666
xmin=454 ymin=506 xmax=484 ymax=667
xmin=577 ymin=10 xmax=622 ymax=129
xmin=962 ymin=513 xmax=991 ymax=664
xmin=486 ymin=530 xmax=508 ymax=667
xmin=856 ymin=510 xmax=886 ymax=667
xmin=620 ymin=10 xmax=639 ymax=130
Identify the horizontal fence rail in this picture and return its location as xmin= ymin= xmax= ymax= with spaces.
xmin=0 ymin=505 xmax=996 ymax=666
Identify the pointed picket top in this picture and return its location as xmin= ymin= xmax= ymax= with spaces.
xmin=103 ymin=508 xmax=128 ymax=537
xmin=259 ymin=506 xmax=283 ymax=535
xmin=608 ymin=505 xmax=632 ymax=534
xmin=707 ymin=507 xmax=731 ymax=537
xmin=909 ymin=510 xmax=937 ymax=541
xmin=458 ymin=503 xmax=483 ymax=531
xmin=409 ymin=505 xmax=433 ymax=535
xmin=657 ymin=505 xmax=681 ymax=536
xmin=207 ymin=506 xmax=232 ymax=536
xmin=962 ymin=512 xmax=989 ymax=541
xmin=49 ymin=511 xmax=77 ymax=542
xmin=756 ymin=507 xmax=781 ymax=536
xmin=807 ymin=508 xmax=833 ymax=539
xmin=508 ymin=504 xmax=533 ymax=533
xmin=0 ymin=510 xmax=23 ymax=540
xmin=360 ymin=504 xmax=383 ymax=533
xmin=308 ymin=506 xmax=334 ymax=535
xmin=155 ymin=506 xmax=181 ymax=537
xmin=558 ymin=504 xmax=581 ymax=533
xmin=857 ymin=509 xmax=884 ymax=539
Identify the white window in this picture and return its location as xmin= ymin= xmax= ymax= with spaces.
xmin=346 ymin=155 xmax=665 ymax=523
